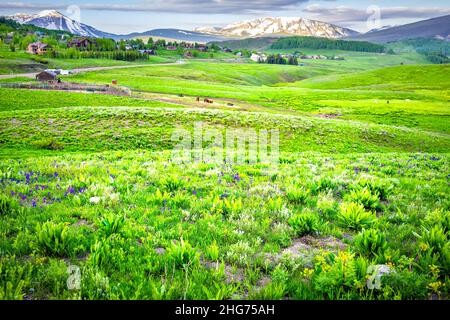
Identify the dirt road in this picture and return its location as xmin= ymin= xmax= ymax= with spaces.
xmin=0 ymin=60 xmax=185 ymax=80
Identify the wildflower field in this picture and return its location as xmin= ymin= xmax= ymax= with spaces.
xmin=0 ymin=48 xmax=449 ymax=300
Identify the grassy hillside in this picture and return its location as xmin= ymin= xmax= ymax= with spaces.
xmin=298 ymin=64 xmax=450 ymax=90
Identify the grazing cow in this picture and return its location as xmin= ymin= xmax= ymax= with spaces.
xmin=196 ymin=97 xmax=200 ymax=102
xmin=204 ymin=98 xmax=213 ymax=104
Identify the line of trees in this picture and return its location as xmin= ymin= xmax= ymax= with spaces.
xmin=270 ymin=36 xmax=388 ymax=53
xmin=46 ymin=49 xmax=149 ymax=61
xmin=262 ymin=54 xmax=298 ymax=65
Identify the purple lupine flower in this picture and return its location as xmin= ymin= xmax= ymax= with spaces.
xmin=54 ymin=172 xmax=58 ymax=177
xmin=10 ymin=190 xmax=15 ymax=196
xmin=192 ymin=189 xmax=197 ymax=196
xmin=234 ymin=173 xmax=241 ymax=181
xmin=35 ymin=185 xmax=40 ymax=191
xmin=43 ymin=197 xmax=47 ymax=204
xmin=31 ymin=199 xmax=37 ymax=207
xmin=20 ymin=194 xmax=27 ymax=201
xmin=67 ymin=186 xmax=75 ymax=194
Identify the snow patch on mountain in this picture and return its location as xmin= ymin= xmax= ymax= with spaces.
xmin=6 ymin=10 xmax=115 ymax=38
xmin=195 ymin=17 xmax=359 ymax=39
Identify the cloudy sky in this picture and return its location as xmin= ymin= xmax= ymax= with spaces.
xmin=0 ymin=0 xmax=449 ymax=33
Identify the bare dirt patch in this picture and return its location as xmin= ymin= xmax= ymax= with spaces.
xmin=266 ymin=235 xmax=348 ymax=267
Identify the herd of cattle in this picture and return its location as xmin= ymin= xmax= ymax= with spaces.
xmin=196 ymin=97 xmax=214 ymax=104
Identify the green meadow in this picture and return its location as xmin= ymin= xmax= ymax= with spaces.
xmin=0 ymin=45 xmax=449 ymax=300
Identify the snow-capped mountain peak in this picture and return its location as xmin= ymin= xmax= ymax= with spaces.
xmin=195 ymin=17 xmax=359 ymax=39
xmin=6 ymin=10 xmax=115 ymax=38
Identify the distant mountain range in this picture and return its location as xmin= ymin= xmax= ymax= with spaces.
xmin=348 ymin=15 xmax=450 ymax=43
xmin=6 ymin=10 xmax=117 ymax=39
xmin=195 ymin=17 xmax=359 ymax=39
xmin=4 ymin=10 xmax=450 ymax=44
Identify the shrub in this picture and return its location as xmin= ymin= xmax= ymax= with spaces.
xmin=353 ymin=229 xmax=388 ymax=260
xmin=36 ymin=222 xmax=73 ymax=257
xmin=33 ymin=138 xmax=64 ymax=150
xmin=289 ymin=212 xmax=321 ymax=236
xmin=346 ymin=187 xmax=381 ymax=211
xmin=337 ymin=202 xmax=377 ymax=230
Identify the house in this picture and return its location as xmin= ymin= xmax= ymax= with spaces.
xmin=67 ymin=37 xmax=94 ymax=49
xmin=166 ymin=46 xmax=178 ymax=51
xmin=139 ymin=49 xmax=156 ymax=55
xmin=250 ymin=53 xmax=266 ymax=62
xmin=235 ymin=52 xmax=242 ymax=57
xmin=197 ymin=45 xmax=208 ymax=52
xmin=181 ymin=43 xmax=194 ymax=49
xmin=36 ymin=71 xmax=57 ymax=82
xmin=223 ymin=48 xmax=233 ymax=53
xmin=183 ymin=51 xmax=193 ymax=58
xmin=27 ymin=42 xmax=50 ymax=55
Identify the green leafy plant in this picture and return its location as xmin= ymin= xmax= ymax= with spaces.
xmin=286 ymin=186 xmax=310 ymax=205
xmin=312 ymin=252 xmax=369 ymax=298
xmin=166 ymin=238 xmax=199 ymax=269
xmin=346 ymin=187 xmax=381 ymax=211
xmin=0 ymin=195 xmax=12 ymax=215
xmin=353 ymin=228 xmax=388 ymax=260
xmin=289 ymin=212 xmax=321 ymax=236
xmin=99 ymin=213 xmax=125 ymax=236
xmin=337 ymin=202 xmax=377 ymax=230
xmin=161 ymin=175 xmax=184 ymax=193
xmin=35 ymin=222 xmax=73 ymax=257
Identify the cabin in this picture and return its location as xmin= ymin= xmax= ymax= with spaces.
xmin=27 ymin=42 xmax=50 ymax=55
xmin=36 ymin=71 xmax=57 ymax=82
xmin=166 ymin=46 xmax=178 ymax=51
xmin=184 ymin=51 xmax=193 ymax=58
xmin=27 ymin=42 xmax=46 ymax=55
xmin=197 ymin=45 xmax=208 ymax=52
xmin=223 ymin=48 xmax=233 ymax=53
xmin=67 ymin=37 xmax=94 ymax=49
